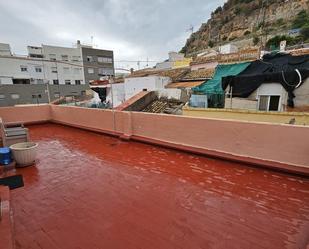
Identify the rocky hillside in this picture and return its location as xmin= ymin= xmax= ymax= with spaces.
xmin=181 ymin=0 xmax=309 ymax=55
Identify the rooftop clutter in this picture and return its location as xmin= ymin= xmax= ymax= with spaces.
xmin=187 ymin=52 xmax=309 ymax=108
xmin=222 ymin=53 xmax=309 ymax=107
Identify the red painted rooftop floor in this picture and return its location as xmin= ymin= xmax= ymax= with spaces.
xmin=11 ymin=124 xmax=309 ymax=249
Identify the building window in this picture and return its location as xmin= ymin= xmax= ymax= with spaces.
xmin=97 ymin=56 xmax=113 ymax=63
xmin=88 ymin=68 xmax=94 ymax=74
xmin=54 ymin=92 xmax=60 ymax=98
xmin=74 ymin=68 xmax=82 ymax=74
xmin=49 ymin=54 xmax=56 ymax=60
xmin=35 ymin=67 xmax=42 ymax=73
xmin=258 ymin=95 xmax=281 ymax=111
xmin=11 ymin=94 xmax=20 ymax=99
xmin=99 ymin=68 xmax=113 ymax=76
xmin=87 ymin=56 xmax=93 ymax=62
xmin=61 ymin=55 xmax=69 ymax=61
xmin=32 ymin=94 xmax=42 ymax=99
xmin=65 ymin=80 xmax=71 ymax=85
xmin=37 ymin=79 xmax=44 ymax=84
xmin=0 ymin=94 xmax=5 ymax=100
xmin=51 ymin=67 xmax=57 ymax=73
xmin=72 ymin=56 xmax=80 ymax=61
xmin=20 ymin=66 xmax=28 ymax=72
xmin=53 ymin=80 xmax=59 ymax=85
xmin=75 ymin=80 xmax=82 ymax=85
xmin=63 ymin=67 xmax=70 ymax=74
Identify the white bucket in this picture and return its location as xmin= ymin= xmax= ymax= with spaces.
xmin=10 ymin=142 xmax=38 ymax=167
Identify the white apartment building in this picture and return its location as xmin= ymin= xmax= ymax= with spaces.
xmin=40 ymin=44 xmax=85 ymax=85
xmin=0 ymin=43 xmax=85 ymax=86
xmin=0 ymin=41 xmax=114 ymax=106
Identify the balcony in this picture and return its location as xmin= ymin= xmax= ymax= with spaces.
xmin=0 ymin=105 xmax=308 ymax=249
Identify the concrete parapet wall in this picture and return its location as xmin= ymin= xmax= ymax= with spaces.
xmin=0 ymin=105 xmax=308 ymax=175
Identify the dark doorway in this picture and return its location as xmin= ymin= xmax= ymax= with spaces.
xmin=269 ymin=96 xmax=280 ymax=111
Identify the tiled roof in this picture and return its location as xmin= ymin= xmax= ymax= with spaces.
xmin=182 ymin=68 xmax=214 ymax=80
xmin=158 ymin=68 xmax=190 ymax=81
xmin=166 ymin=81 xmax=205 ymax=89
xmin=191 ymin=47 xmax=260 ymax=66
xmin=126 ymin=68 xmax=190 ymax=82
xmin=127 ymin=67 xmax=214 ymax=82
xmin=114 ymin=77 xmax=125 ymax=83
xmin=289 ymin=48 xmax=309 ymax=56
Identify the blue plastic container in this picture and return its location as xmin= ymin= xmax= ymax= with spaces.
xmin=0 ymin=147 xmax=12 ymax=165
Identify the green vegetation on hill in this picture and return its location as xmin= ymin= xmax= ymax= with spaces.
xmin=266 ymin=10 xmax=309 ymax=48
xmin=292 ymin=10 xmax=309 ymax=29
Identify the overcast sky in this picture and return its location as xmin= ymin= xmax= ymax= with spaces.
xmin=0 ymin=0 xmax=224 ymax=70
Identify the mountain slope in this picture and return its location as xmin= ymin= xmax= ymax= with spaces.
xmin=181 ymin=0 xmax=309 ymax=55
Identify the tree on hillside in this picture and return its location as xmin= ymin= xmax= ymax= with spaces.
xmin=301 ymin=24 xmax=309 ymax=40
xmin=266 ymin=35 xmax=300 ymax=48
xmin=292 ymin=10 xmax=309 ymax=29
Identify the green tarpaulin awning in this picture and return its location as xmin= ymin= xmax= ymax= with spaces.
xmin=192 ymin=62 xmax=250 ymax=94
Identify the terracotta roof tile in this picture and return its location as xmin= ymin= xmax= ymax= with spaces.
xmin=182 ymin=68 xmax=214 ymax=80
xmin=166 ymin=81 xmax=205 ymax=89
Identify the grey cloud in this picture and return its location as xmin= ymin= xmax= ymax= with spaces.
xmin=0 ymin=0 xmax=225 ymax=69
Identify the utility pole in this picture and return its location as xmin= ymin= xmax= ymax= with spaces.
xmin=110 ymin=75 xmax=114 ymax=109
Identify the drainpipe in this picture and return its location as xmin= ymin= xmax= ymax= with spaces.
xmin=46 ymin=83 xmax=51 ymax=103
xmin=230 ymin=86 xmax=233 ymax=109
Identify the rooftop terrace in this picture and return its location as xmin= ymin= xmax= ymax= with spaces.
xmin=10 ymin=124 xmax=309 ymax=249
xmin=0 ymin=105 xmax=308 ymax=248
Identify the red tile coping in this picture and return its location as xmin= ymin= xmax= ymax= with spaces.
xmin=0 ymin=186 xmax=14 ymax=249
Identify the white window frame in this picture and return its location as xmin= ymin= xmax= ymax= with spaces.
xmin=61 ymin=55 xmax=69 ymax=61
xmin=63 ymin=67 xmax=70 ymax=74
xmin=20 ymin=65 xmax=28 ymax=72
xmin=257 ymin=95 xmax=281 ymax=112
xmin=75 ymin=80 xmax=82 ymax=85
xmin=65 ymin=80 xmax=71 ymax=85
xmin=72 ymin=56 xmax=80 ymax=62
xmin=49 ymin=54 xmax=56 ymax=60
xmin=97 ymin=56 xmax=113 ymax=63
xmin=11 ymin=93 xmax=20 ymax=99
xmin=53 ymin=79 xmax=59 ymax=85
xmin=0 ymin=94 xmax=5 ymax=100
xmin=35 ymin=67 xmax=42 ymax=73
xmin=87 ymin=56 xmax=93 ymax=62
xmin=88 ymin=68 xmax=94 ymax=74
xmin=51 ymin=67 xmax=57 ymax=73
